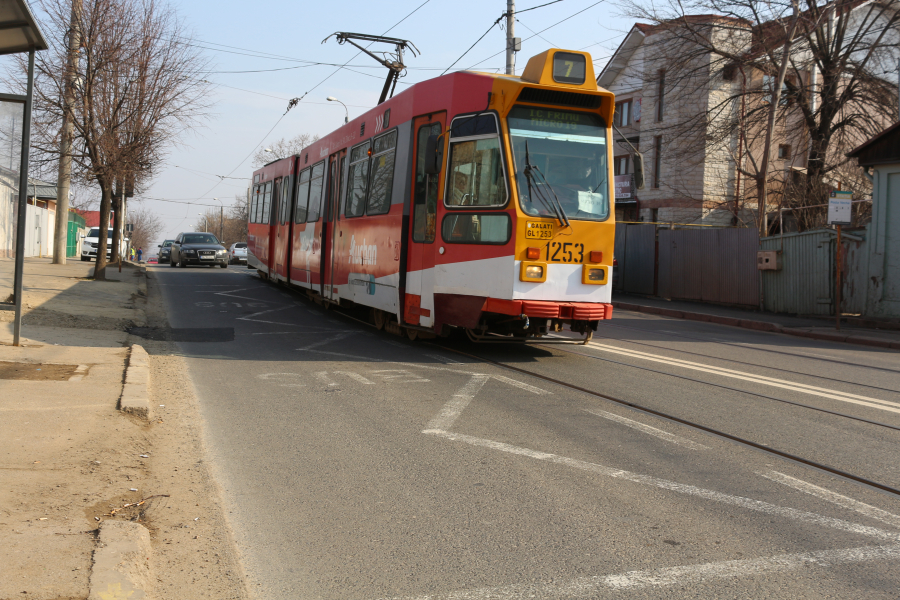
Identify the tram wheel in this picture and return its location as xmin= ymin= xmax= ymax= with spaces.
xmin=372 ymin=309 xmax=387 ymax=330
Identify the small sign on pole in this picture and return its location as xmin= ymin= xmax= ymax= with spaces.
xmin=827 ymin=190 xmax=852 ymax=225
xmin=828 ymin=190 xmax=852 ymax=330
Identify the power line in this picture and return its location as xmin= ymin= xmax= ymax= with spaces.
xmin=442 ymin=18 xmax=504 ymax=75
xmin=465 ymin=0 xmax=610 ymax=70
xmin=185 ymin=0 xmax=435 ymax=212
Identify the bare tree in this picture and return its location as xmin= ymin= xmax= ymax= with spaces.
xmin=127 ymin=203 xmax=163 ymax=251
xmin=620 ymin=0 xmax=899 ymax=232
xmin=194 ymin=195 xmax=249 ymax=248
xmin=17 ymin=0 xmax=212 ymax=279
xmin=251 ymin=133 xmax=319 ymax=167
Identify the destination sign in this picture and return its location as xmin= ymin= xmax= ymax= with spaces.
xmin=508 ymin=106 xmax=604 ymax=136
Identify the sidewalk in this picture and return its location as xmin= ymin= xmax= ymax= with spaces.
xmin=0 ymin=257 xmax=247 ymax=600
xmin=0 ymin=258 xmax=150 ymax=599
xmin=612 ymin=294 xmax=900 ymax=350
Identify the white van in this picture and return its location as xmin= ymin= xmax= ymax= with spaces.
xmin=81 ymin=228 xmax=127 ymax=262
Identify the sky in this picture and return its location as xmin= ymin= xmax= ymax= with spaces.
xmin=24 ymin=0 xmax=639 ymax=245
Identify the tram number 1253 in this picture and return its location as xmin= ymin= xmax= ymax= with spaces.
xmin=546 ymin=242 xmax=585 ymax=263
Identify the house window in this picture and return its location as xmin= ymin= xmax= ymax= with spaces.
xmin=722 ymin=64 xmax=736 ymax=81
xmin=614 ymin=100 xmax=631 ymax=127
xmin=763 ymin=75 xmax=790 ymax=106
xmin=653 ymin=136 xmax=662 ymax=189
xmin=656 ymin=69 xmax=666 ymax=122
xmin=778 ymin=144 xmax=791 ymax=160
xmin=614 ymin=155 xmax=629 ymax=176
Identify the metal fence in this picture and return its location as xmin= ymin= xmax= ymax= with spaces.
xmin=615 ymin=224 xmax=759 ymax=307
xmin=613 ymin=223 xmax=656 ymax=295
xmin=760 ymin=229 xmax=867 ymax=316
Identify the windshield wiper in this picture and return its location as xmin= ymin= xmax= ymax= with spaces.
xmin=522 ymin=141 xmax=570 ymax=228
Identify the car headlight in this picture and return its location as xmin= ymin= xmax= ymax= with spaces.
xmin=184 ymin=249 xmax=196 ymax=255
xmin=216 ymin=250 xmax=226 ymax=255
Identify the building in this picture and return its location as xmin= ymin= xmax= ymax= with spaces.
xmin=848 ymin=121 xmax=900 ymax=319
xmin=598 ymin=5 xmax=898 ymax=228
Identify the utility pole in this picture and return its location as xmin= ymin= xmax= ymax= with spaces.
xmin=53 ymin=0 xmax=82 ymax=265
xmin=505 ymin=0 xmax=517 ymax=75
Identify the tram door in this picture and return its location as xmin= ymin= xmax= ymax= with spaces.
xmin=405 ymin=112 xmax=446 ymax=327
xmin=323 ymin=150 xmax=346 ymax=300
xmin=267 ymin=178 xmax=281 ymax=277
xmin=273 ymin=175 xmax=293 ymax=281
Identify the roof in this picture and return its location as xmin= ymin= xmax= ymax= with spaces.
xmin=596 ymin=24 xmax=649 ymax=89
xmin=25 ymin=177 xmax=56 ymax=200
xmin=0 ymin=0 xmax=49 ymax=56
xmin=847 ymin=121 xmax=900 ymax=166
xmin=74 ymin=210 xmax=116 ymax=228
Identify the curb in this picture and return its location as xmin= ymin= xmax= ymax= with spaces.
xmin=612 ymin=301 xmax=900 ymax=351
xmin=120 ymin=344 xmax=152 ymax=419
xmin=89 ymin=520 xmax=152 ymax=600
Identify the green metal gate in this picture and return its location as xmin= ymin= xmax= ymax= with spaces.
xmin=66 ymin=211 xmax=86 ymax=257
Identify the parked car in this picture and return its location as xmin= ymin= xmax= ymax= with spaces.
xmin=80 ymin=228 xmax=127 ymax=262
xmin=169 ymin=232 xmax=228 ymax=268
xmin=228 ymin=242 xmax=248 ymax=264
xmin=146 ymin=257 xmax=158 ymax=264
xmin=157 ymin=239 xmax=175 ymax=263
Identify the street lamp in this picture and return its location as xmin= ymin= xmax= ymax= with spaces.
xmin=213 ymin=197 xmax=224 ymax=242
xmin=327 ymin=97 xmax=349 ymax=124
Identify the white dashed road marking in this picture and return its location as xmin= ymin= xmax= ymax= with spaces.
xmin=378 ymin=544 xmax=900 ymax=599
xmin=762 ymin=471 xmax=900 ymax=529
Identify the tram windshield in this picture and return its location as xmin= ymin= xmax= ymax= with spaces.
xmin=507 ymin=105 xmax=609 ymax=221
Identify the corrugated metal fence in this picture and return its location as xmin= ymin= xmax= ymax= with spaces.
xmin=615 ymin=224 xmax=759 ymax=307
xmin=760 ymin=229 xmax=867 ymax=316
xmin=658 ymin=228 xmax=759 ymax=306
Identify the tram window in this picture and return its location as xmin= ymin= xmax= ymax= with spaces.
xmin=346 ymin=140 xmax=371 ymax=218
xmin=413 ymin=123 xmax=443 ymax=243
xmin=261 ymin=181 xmax=273 ymax=225
xmin=280 ymin=177 xmax=292 ymax=224
xmin=271 ymin=178 xmax=281 ymax=227
xmin=294 ymin=168 xmax=311 ymax=224
xmin=445 ymin=137 xmax=508 ymax=207
xmin=441 ymin=213 xmax=510 ymax=245
xmin=250 ymin=185 xmax=260 ymax=224
xmin=366 ymin=130 xmax=397 ymax=215
xmin=450 ymin=114 xmax=497 ymax=138
xmin=307 ymin=161 xmax=325 ymax=222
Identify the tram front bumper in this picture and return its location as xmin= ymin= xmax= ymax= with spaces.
xmin=482 ymin=298 xmax=613 ymax=321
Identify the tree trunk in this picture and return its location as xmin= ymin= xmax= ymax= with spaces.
xmin=758 ymin=3 xmax=801 ymax=237
xmin=111 ymin=195 xmax=122 ymax=267
xmin=94 ymin=184 xmax=112 ymax=280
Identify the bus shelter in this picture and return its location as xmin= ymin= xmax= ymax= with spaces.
xmin=0 ymin=0 xmax=48 ymax=345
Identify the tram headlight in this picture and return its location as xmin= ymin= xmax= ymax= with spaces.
xmin=520 ymin=262 xmax=547 ymax=283
xmin=582 ymin=265 xmax=608 ymax=285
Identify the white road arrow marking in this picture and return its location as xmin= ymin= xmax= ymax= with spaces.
xmin=585 ymin=408 xmax=709 ymax=450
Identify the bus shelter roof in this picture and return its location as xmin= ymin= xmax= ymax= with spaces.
xmin=0 ymin=0 xmax=48 ymax=56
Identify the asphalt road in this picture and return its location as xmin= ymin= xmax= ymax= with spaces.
xmin=147 ymin=264 xmax=900 ymax=599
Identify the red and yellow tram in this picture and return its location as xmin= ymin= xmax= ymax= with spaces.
xmin=247 ymin=49 xmax=617 ymax=341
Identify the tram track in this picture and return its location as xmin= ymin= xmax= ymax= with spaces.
xmin=589 ymin=332 xmax=900 ymax=395
xmin=275 ymin=279 xmax=900 ymax=499
xmin=423 ymin=342 xmax=900 ymax=500
xmin=604 ymin=320 xmax=900 ymax=376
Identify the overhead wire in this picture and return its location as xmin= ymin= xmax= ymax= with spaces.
xmin=159 ymin=0 xmax=435 ymax=231
xmin=464 ymin=0 xmax=610 ymax=71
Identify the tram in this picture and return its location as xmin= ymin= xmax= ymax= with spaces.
xmin=247 ymin=49 xmax=623 ymax=342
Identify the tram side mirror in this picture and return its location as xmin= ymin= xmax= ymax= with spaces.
xmin=632 ymin=151 xmax=646 ymax=190
xmin=424 ymin=135 xmax=441 ymax=175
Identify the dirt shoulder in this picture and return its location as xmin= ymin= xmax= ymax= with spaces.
xmin=135 ymin=268 xmax=249 ymax=599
